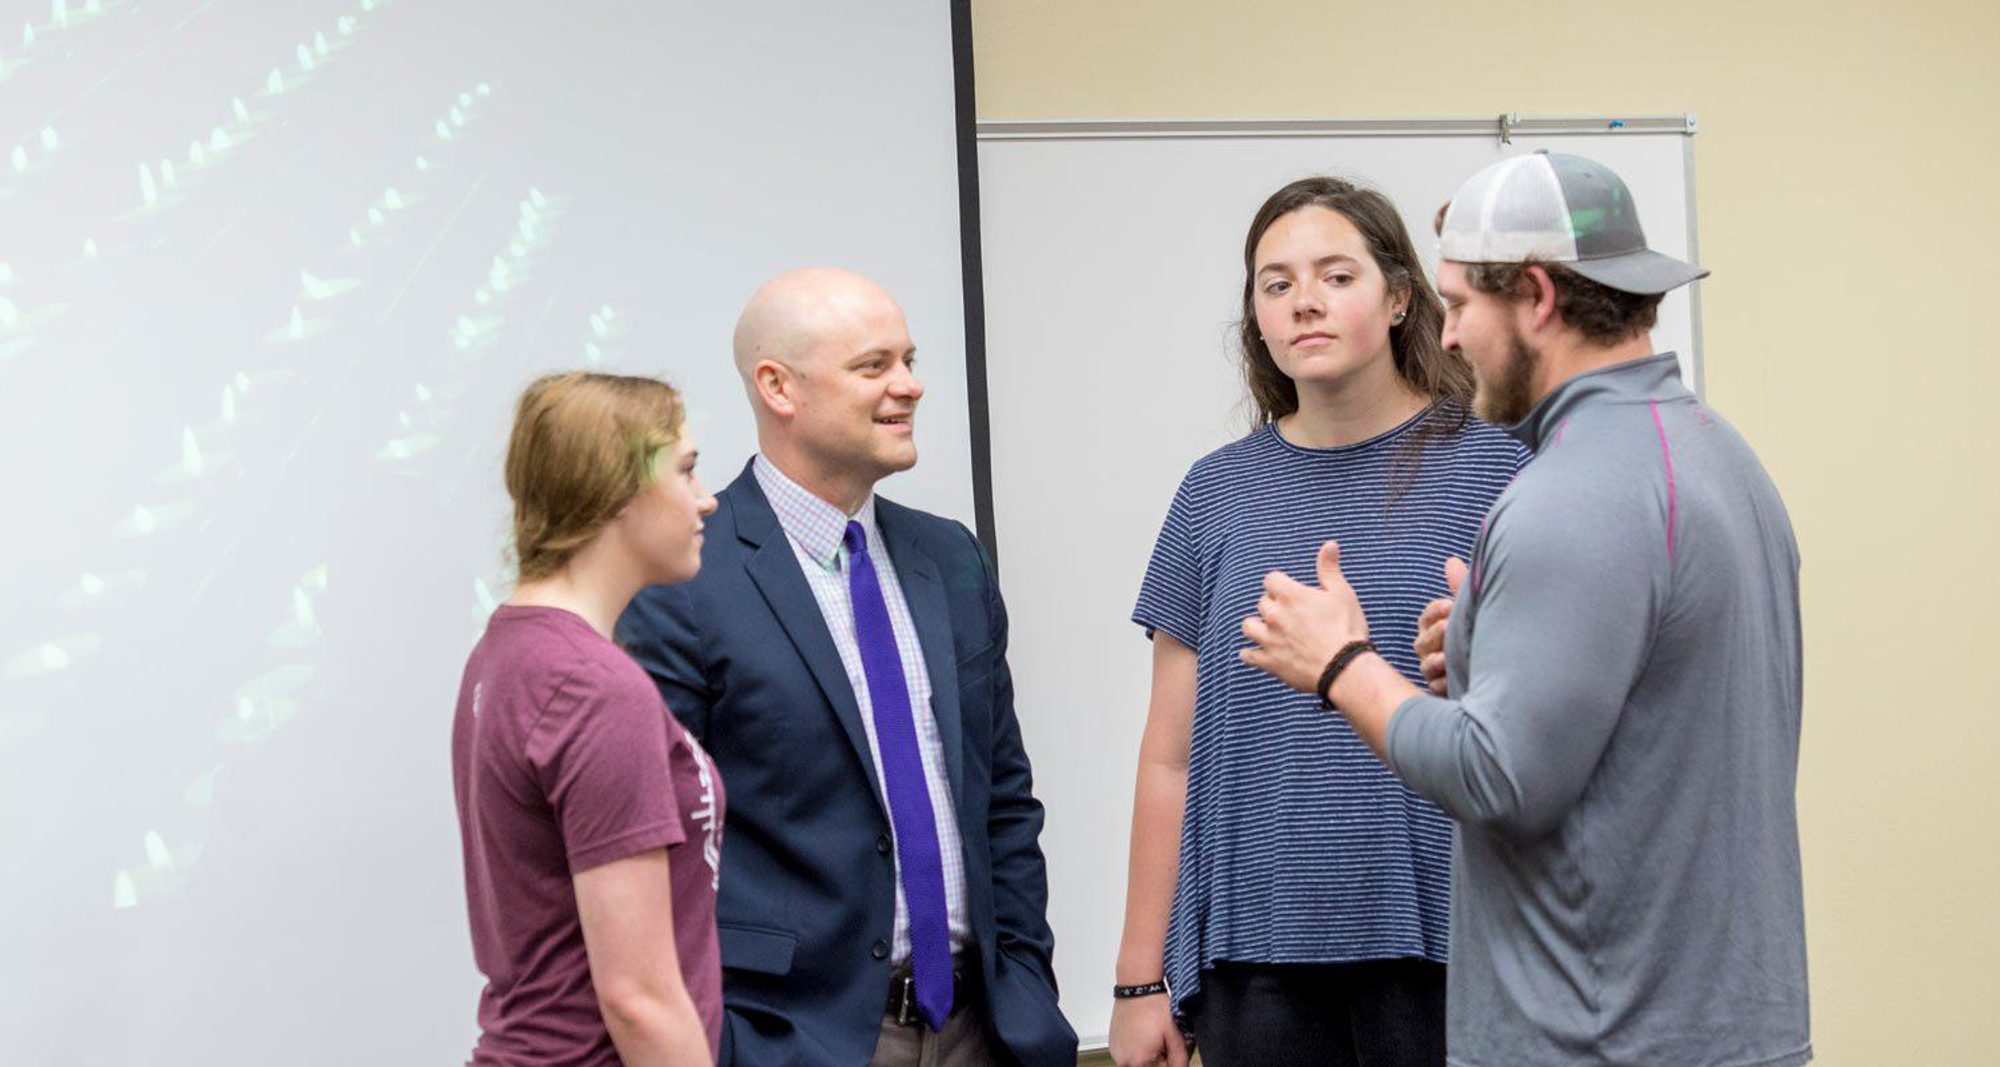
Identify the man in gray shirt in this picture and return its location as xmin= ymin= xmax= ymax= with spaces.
xmin=1241 ymin=152 xmax=1811 ymax=1066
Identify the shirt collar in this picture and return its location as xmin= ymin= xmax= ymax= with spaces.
xmin=752 ymin=453 xmax=879 ymax=571
xmin=1507 ymin=352 xmax=1688 ymax=452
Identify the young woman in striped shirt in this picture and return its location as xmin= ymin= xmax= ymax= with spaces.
xmin=1108 ymin=178 xmax=1527 ymax=1067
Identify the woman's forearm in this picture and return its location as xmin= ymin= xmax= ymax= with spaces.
xmin=601 ymin=984 xmax=713 ymax=1067
xmin=1117 ymin=757 xmax=1189 ymax=984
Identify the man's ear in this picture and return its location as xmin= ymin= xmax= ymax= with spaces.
xmin=753 ymin=359 xmax=796 ymax=418
xmin=1522 ymin=265 xmax=1560 ymax=333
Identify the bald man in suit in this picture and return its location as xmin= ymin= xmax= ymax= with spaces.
xmin=619 ymin=269 xmax=1076 ymax=1066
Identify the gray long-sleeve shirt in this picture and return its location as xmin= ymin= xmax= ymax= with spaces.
xmin=1389 ymin=355 xmax=1811 ymax=1066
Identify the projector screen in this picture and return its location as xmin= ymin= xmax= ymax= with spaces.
xmin=0 ymin=2 xmax=978 ymax=1060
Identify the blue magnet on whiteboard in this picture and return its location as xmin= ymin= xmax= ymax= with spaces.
xmin=1609 ymin=119 xmax=1626 ymax=129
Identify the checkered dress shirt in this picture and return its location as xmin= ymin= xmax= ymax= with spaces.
xmin=752 ymin=455 xmax=970 ymax=961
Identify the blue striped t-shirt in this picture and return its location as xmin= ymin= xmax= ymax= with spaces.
xmin=1132 ymin=406 xmax=1527 ymax=1017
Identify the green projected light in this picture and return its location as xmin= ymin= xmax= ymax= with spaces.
xmin=3 ymin=635 xmax=101 ymax=680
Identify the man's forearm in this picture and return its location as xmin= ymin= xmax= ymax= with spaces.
xmin=987 ymin=742 xmax=1058 ymax=968
xmin=1327 ymin=653 xmax=1422 ymax=762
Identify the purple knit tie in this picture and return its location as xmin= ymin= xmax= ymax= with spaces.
xmin=844 ymin=520 xmax=953 ymax=1029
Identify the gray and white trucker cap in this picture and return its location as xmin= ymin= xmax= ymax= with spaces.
xmin=1438 ymin=151 xmax=1708 ymax=295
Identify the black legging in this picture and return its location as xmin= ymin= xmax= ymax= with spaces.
xmin=1188 ymin=958 xmax=1446 ymax=1067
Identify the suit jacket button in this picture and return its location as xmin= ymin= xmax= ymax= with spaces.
xmin=871 ymin=940 xmax=889 ymax=960
xmin=877 ymin=834 xmax=892 ymax=855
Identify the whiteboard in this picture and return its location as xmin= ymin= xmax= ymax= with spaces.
xmin=976 ymin=117 xmax=1702 ymax=1046
xmin=0 ymin=2 xmax=974 ymax=1061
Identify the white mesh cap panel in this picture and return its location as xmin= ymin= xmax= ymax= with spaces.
xmin=1438 ymin=153 xmax=1578 ymax=263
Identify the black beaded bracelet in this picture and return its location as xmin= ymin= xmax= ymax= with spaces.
xmin=1316 ymin=639 xmax=1377 ymax=710
xmin=1113 ymin=980 xmax=1169 ymax=999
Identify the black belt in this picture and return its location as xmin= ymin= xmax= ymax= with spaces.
xmin=885 ymin=957 xmax=971 ymax=1029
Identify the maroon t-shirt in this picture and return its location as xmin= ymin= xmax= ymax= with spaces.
xmin=452 ymin=605 xmax=725 ymax=1064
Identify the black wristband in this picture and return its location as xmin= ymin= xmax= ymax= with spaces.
xmin=1316 ymin=639 xmax=1377 ymax=710
xmin=1113 ymin=980 xmax=1169 ymax=999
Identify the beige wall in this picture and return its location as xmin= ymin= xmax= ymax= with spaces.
xmin=973 ymin=2 xmax=2000 ymax=1063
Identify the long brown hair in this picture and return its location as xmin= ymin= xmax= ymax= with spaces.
xmin=1238 ymin=177 xmax=1476 ymax=494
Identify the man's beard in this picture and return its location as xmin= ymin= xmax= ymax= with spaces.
xmin=1474 ymin=330 xmax=1541 ymax=426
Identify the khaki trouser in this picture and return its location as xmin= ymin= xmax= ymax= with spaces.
xmin=867 ymin=1003 xmax=998 ymax=1067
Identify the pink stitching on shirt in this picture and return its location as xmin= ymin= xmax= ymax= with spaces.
xmin=1470 ymin=512 xmax=1491 ymax=596
xmin=1649 ymin=400 xmax=1677 ymax=562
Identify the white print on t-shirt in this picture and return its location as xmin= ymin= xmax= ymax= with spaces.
xmin=471 ymin=682 xmax=484 ymax=718
xmin=682 ymin=733 xmax=722 ymax=890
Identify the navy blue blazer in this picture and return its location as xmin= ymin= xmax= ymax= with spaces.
xmin=617 ymin=462 xmax=1077 ymax=1067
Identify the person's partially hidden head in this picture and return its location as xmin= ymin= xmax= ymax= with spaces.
xmin=1431 ymin=152 xmax=1706 ymax=424
xmin=1238 ymin=176 xmax=1472 ymax=423
xmin=733 ymin=268 xmax=921 ymax=496
xmin=505 ymin=372 xmax=713 ymax=587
